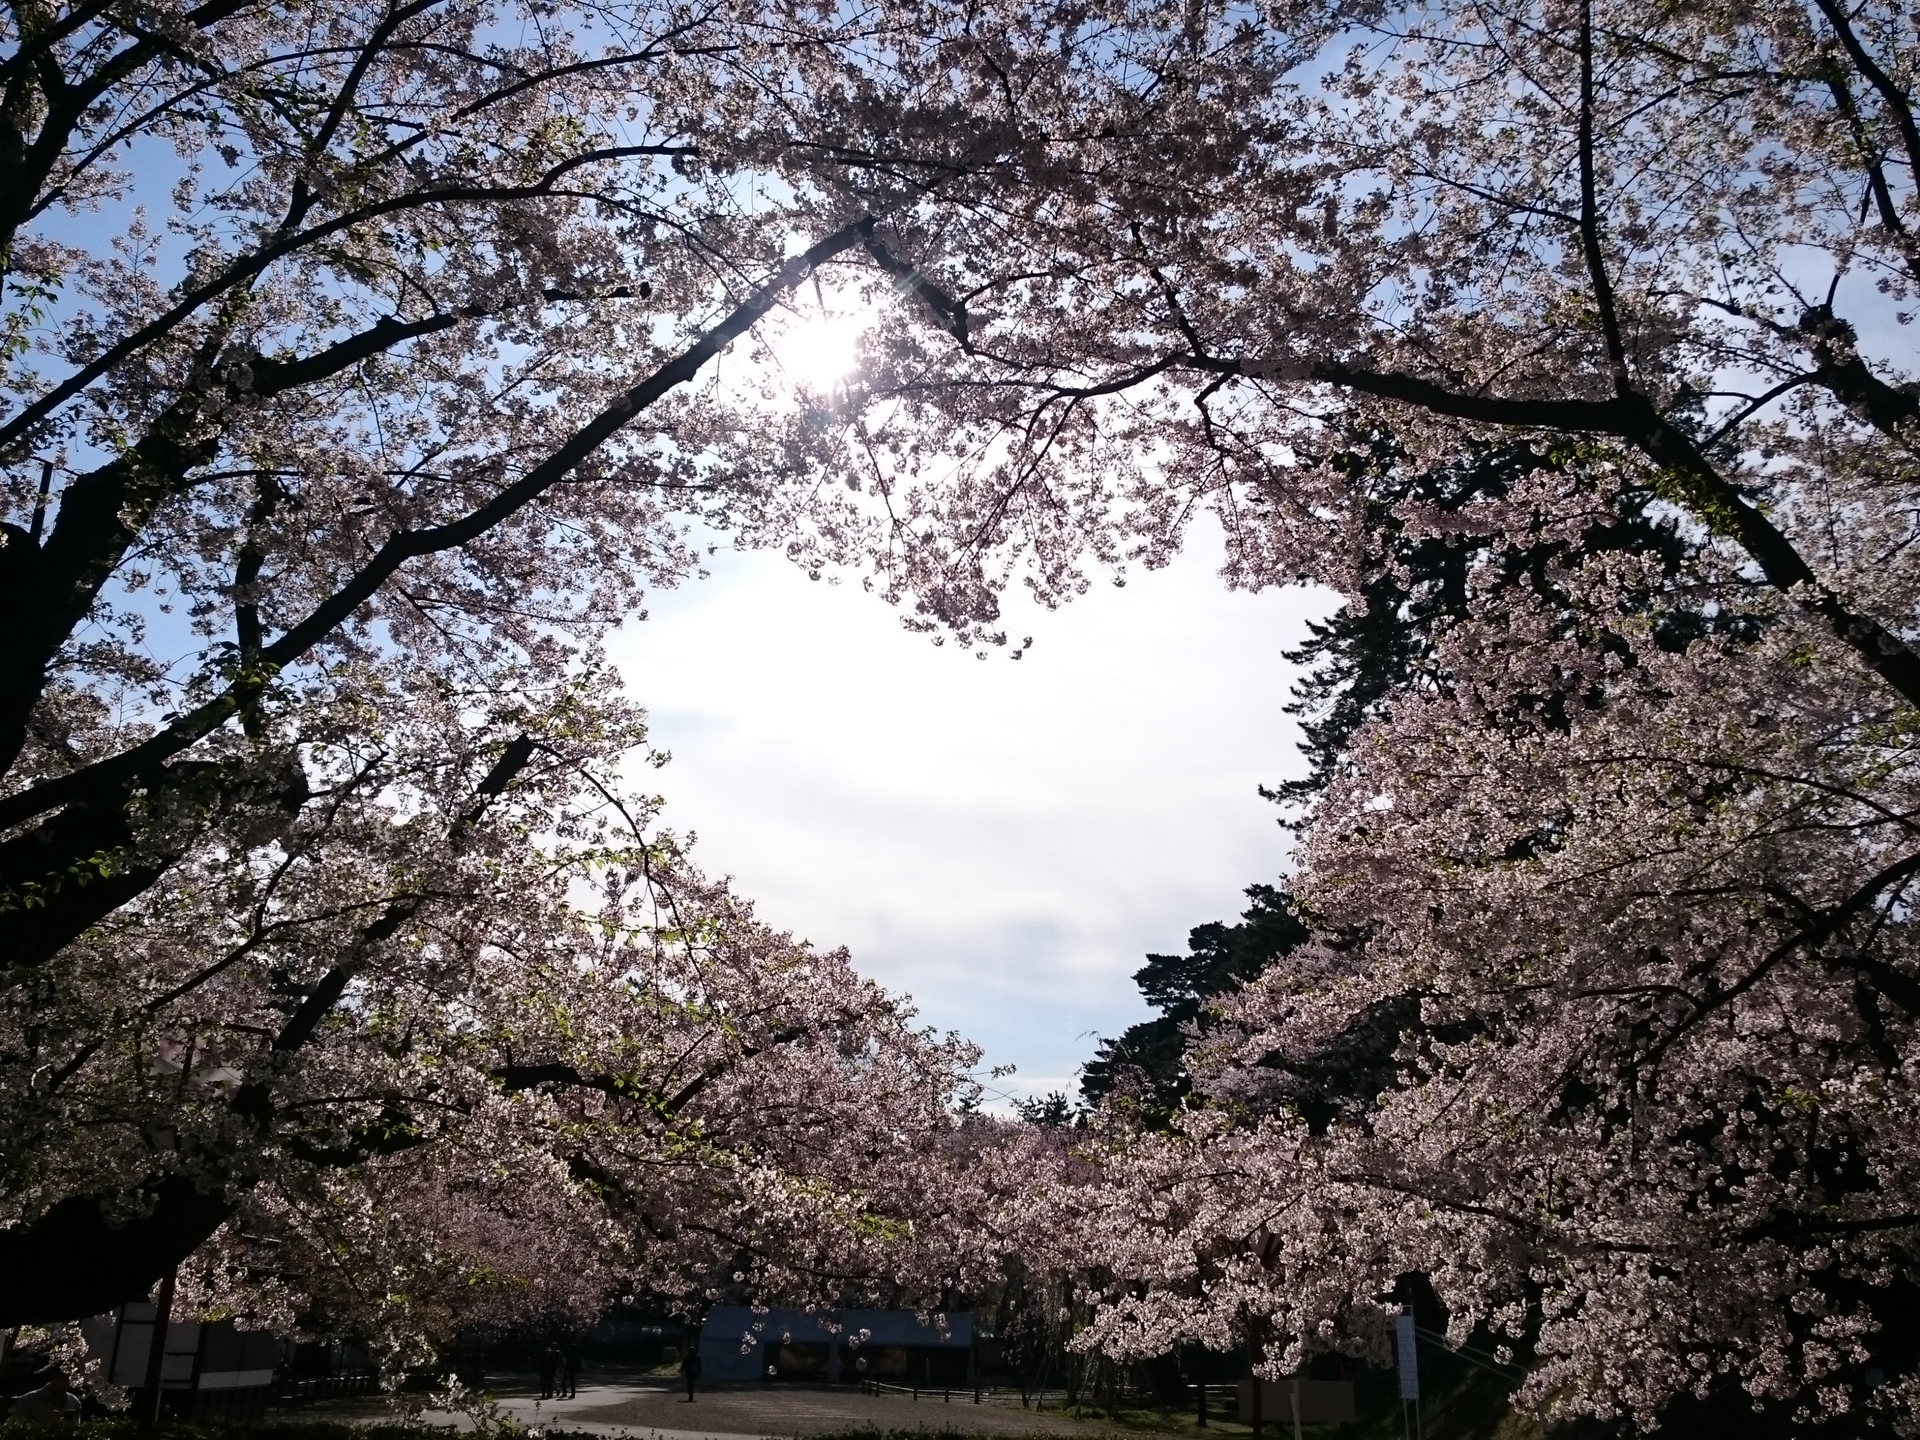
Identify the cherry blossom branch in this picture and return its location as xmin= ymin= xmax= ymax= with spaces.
xmin=277 ymin=1110 xmax=429 ymax=1169
xmin=259 ymin=734 xmax=538 ymax=1062
xmin=0 ymin=218 xmax=874 ymax=839
xmin=1692 ymin=296 xmax=1920 ymax=444
xmin=1735 ymin=1210 xmax=1920 ymax=1242
xmin=0 ymin=142 xmax=692 ymax=459
xmin=1640 ymin=846 xmax=1920 ymax=1066
xmin=0 ymin=0 xmax=264 ymax=254
xmin=863 ymin=234 xmax=969 ymax=342
xmin=0 ymin=0 xmax=118 ymax=90
xmin=1296 ymin=363 xmax=1920 ymax=709
xmin=1817 ymin=68 xmax=1920 ymax=284
xmin=0 ymin=730 xmax=554 ymax=1318
xmin=1583 ymin=753 xmax=1920 ymax=836
xmin=279 ymin=0 xmax=442 ymax=232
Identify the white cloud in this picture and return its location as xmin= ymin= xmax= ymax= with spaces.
xmin=608 ymin=523 xmax=1329 ymax=1101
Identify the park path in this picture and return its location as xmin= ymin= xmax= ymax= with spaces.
xmin=344 ymin=1372 xmax=1128 ymax=1440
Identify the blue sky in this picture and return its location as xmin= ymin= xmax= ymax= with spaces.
xmin=609 ymin=526 xmax=1330 ymax=1106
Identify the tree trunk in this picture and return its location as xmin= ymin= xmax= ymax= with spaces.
xmin=0 ymin=1177 xmax=232 ymax=1326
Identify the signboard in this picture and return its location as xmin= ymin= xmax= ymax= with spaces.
xmin=81 ymin=1307 xmax=283 ymax=1398
xmin=1395 ymin=1313 xmax=1420 ymax=1400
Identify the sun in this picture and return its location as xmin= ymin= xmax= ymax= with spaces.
xmin=764 ymin=297 xmax=870 ymax=393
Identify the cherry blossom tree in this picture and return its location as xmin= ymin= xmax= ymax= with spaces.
xmin=807 ymin=0 xmax=1918 ymax=1430
xmin=14 ymin=0 xmax=1920 ymax=1424
xmin=0 ymin=0 xmax=1282 ymax=1336
xmin=3 ymin=663 xmax=996 ymax=1350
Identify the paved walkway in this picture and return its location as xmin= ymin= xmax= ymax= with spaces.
xmin=318 ymin=1372 xmax=1130 ymax=1440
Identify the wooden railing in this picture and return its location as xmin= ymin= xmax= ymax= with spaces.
xmin=859 ymin=1378 xmax=983 ymax=1404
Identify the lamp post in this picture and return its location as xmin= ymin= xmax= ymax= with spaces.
xmin=1395 ymin=1310 xmax=1421 ymax=1440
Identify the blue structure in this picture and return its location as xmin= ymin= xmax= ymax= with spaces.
xmin=697 ymin=1307 xmax=973 ymax=1385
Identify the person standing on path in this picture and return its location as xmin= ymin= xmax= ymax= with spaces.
xmin=538 ymin=1342 xmax=560 ymax=1400
xmin=560 ymin=1340 xmax=580 ymax=1399
xmin=680 ymin=1347 xmax=702 ymax=1401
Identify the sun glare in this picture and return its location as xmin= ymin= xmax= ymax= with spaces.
xmin=765 ymin=300 xmax=870 ymax=393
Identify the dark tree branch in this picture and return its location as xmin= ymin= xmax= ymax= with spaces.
xmin=279 ymin=0 xmax=442 ymax=232
xmin=863 ymin=234 xmax=969 ymax=342
xmin=1736 ymin=1210 xmax=1920 ymax=1243
xmin=1696 ymin=296 xmax=1920 ymax=445
xmin=232 ymin=476 xmax=285 ymax=737
xmin=0 ymin=1174 xmax=233 ymax=1328
xmin=0 ymin=385 xmax=223 ymax=777
xmin=1796 ymin=305 xmax=1920 ymax=441
xmin=494 ymin=1025 xmax=807 ymax=1115
xmin=1826 ymin=949 xmax=1920 ymax=1018
xmin=1811 ymin=0 xmax=1920 ymax=193
xmin=1818 ymin=65 xmax=1920 ymax=285
xmin=247 ymin=311 xmax=469 ymax=394
xmin=265 ymin=897 xmax=418 ymax=1056
xmin=0 ymin=755 xmax=306 ymax=976
xmin=1576 ymin=0 xmax=1631 ymax=391
xmin=277 ymin=1108 xmax=429 ymax=1168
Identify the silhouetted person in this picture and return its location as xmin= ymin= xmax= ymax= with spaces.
xmin=539 ymin=1343 xmax=561 ymax=1400
xmin=561 ymin=1341 xmax=580 ymax=1399
xmin=680 ymin=1347 xmax=702 ymax=1401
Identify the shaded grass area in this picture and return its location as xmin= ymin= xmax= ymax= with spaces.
xmin=1035 ymin=1353 xmax=1543 ymax=1440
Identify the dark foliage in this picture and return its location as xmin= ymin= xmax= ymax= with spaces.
xmin=1011 ymin=1092 xmax=1077 ymax=1128
xmin=1079 ymin=884 xmax=1307 ymax=1115
xmin=1268 ymin=435 xmax=1722 ymax=814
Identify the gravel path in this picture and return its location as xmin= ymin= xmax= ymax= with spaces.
xmin=551 ymin=1381 xmax=1101 ymax=1437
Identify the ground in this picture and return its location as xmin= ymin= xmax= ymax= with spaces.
xmin=302 ymin=1369 xmax=1146 ymax=1440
